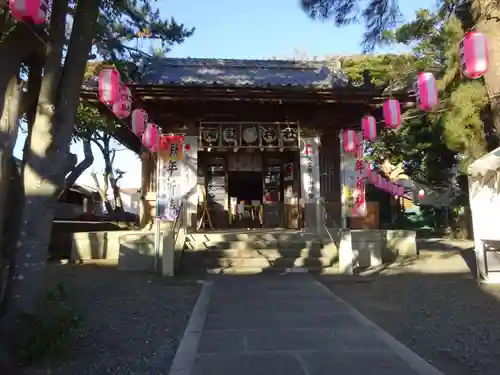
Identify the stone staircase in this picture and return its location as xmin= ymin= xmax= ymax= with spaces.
xmin=177 ymin=230 xmax=339 ymax=275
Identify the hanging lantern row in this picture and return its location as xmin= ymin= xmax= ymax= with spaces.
xmin=97 ymin=68 xmax=155 ymax=152
xmin=98 ymin=68 xmax=164 ymax=153
xmin=10 ymin=0 xmax=47 ymax=25
xmin=361 ymin=30 xmax=489 ymax=135
xmin=343 ymin=31 xmax=491 ymax=199
xmin=364 ymin=162 xmax=405 ymax=197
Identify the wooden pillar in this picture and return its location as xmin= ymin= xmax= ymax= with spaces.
xmin=139 ymin=151 xmax=157 ymax=229
xmin=319 ymin=133 xmax=341 ymax=226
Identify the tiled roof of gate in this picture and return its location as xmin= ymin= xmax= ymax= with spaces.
xmin=139 ymin=57 xmax=351 ymax=88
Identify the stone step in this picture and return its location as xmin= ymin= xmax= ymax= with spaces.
xmin=200 ymin=266 xmax=341 ymax=275
xmin=184 ymin=255 xmax=336 ymax=268
xmin=182 ymin=247 xmax=337 ymax=259
xmin=185 ymin=239 xmax=325 ymax=251
xmin=186 ymin=232 xmax=327 ymax=244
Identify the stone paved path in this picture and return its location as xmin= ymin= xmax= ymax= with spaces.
xmin=169 ymin=275 xmax=444 ymax=375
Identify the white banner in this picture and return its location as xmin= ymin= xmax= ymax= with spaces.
xmin=299 ymin=137 xmax=320 ymax=203
xmin=157 ymin=141 xmax=187 ymax=221
xmin=340 ymin=131 xmax=367 ymax=217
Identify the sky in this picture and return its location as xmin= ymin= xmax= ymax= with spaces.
xmin=13 ymin=0 xmax=439 ymax=189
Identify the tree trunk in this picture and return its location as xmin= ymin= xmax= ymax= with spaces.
xmin=0 ymin=76 xmax=22 ymax=311
xmin=95 ymin=134 xmax=125 ymax=213
xmin=0 ymin=24 xmax=44 ymax=117
xmin=22 ymin=62 xmax=43 ymax=169
xmin=3 ymin=0 xmax=69 ymax=323
xmin=0 ymin=158 xmax=24 ymax=318
xmin=0 ymin=29 xmax=43 ymax=261
xmin=92 ymin=172 xmax=113 ymax=213
xmin=473 ymin=0 xmax=500 ymax=144
xmin=62 ymin=136 xmax=94 ymax=192
xmin=107 ymin=151 xmax=124 ymax=212
xmin=4 ymin=0 xmax=100 ymax=323
xmin=111 ymin=181 xmax=124 ymax=212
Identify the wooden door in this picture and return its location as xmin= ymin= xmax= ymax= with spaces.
xmin=283 ymin=156 xmax=300 ymax=229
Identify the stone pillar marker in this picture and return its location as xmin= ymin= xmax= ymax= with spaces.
xmin=299 ymin=137 xmax=322 ymax=233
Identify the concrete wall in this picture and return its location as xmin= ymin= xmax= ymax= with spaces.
xmin=383 ymin=229 xmax=418 ymax=262
xmin=70 ymin=224 xmax=179 ymax=274
xmin=70 ymin=230 xmax=139 ymax=260
xmin=338 ymin=229 xmax=417 ymax=274
xmin=117 ymin=232 xmax=157 ymax=272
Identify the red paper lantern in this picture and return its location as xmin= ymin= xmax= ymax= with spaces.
xmin=415 ymin=72 xmax=438 ymax=111
xmin=418 ymin=189 xmax=425 ymax=199
xmin=142 ymin=123 xmax=159 ymax=151
xmin=112 ymin=85 xmax=132 ymax=119
xmin=383 ymin=99 xmax=401 ymax=129
xmin=460 ymin=31 xmax=488 ymax=79
xmin=343 ymin=130 xmax=358 ymax=153
xmin=362 ymin=115 xmax=377 ymax=141
xmin=99 ymin=68 xmax=120 ymax=105
xmin=112 ymin=101 xmax=131 ymax=119
xmin=119 ymin=84 xmax=132 ymax=102
xmin=131 ymin=109 xmax=148 ymax=135
xmin=10 ymin=0 xmax=47 ymax=24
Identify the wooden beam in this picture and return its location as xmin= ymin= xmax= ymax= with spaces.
xmin=79 ymin=84 xmax=415 ymax=153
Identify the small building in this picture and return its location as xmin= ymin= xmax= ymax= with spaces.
xmin=112 ymin=187 xmax=141 ymax=215
xmin=57 ymin=184 xmax=101 ymax=220
xmin=81 ymin=57 xmax=411 ymax=232
xmin=15 ymin=157 xmax=101 ymax=220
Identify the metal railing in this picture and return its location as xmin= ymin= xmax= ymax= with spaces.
xmin=321 ymin=198 xmax=341 ymax=247
xmin=173 ymin=199 xmax=187 ymax=272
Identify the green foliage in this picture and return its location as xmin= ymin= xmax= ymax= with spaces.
xmin=342 ymin=53 xmax=417 ymax=87
xmin=300 ymin=0 xmax=400 ymax=51
xmin=74 ymin=103 xmax=119 ymax=140
xmin=95 ymin=0 xmax=195 ymax=72
xmin=15 ymin=282 xmax=82 ymax=365
xmin=444 ymin=81 xmax=488 ymax=163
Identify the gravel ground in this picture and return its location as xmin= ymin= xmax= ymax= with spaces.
xmin=24 ymin=262 xmax=201 ymax=375
xmin=320 ymin=246 xmax=500 ymax=375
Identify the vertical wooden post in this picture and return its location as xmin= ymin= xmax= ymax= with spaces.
xmin=139 ymin=151 xmax=155 ymax=229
